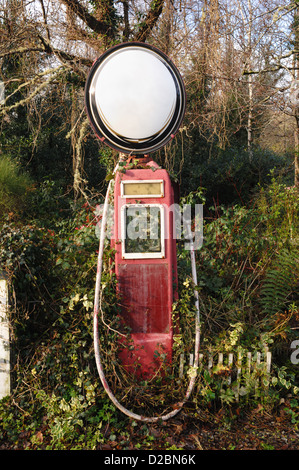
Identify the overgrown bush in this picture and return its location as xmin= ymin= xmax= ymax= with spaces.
xmin=178 ymin=145 xmax=293 ymax=207
xmin=195 ymin=175 xmax=298 ymax=336
xmin=0 ymin=199 xmax=123 ymax=449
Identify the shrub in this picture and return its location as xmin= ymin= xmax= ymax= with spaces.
xmin=0 ymin=155 xmax=33 ymax=219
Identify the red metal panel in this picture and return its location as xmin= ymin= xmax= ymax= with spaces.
xmin=118 ymin=264 xmax=170 ymax=333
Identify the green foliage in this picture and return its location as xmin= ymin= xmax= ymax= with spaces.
xmin=178 ymin=144 xmax=293 ymax=207
xmin=254 ymin=176 xmax=299 ymax=320
xmin=0 ymin=163 xmax=298 ymax=448
xmin=0 ymin=198 xmax=128 ymax=449
xmin=0 ymin=0 xmax=298 ymax=448
xmin=0 ymin=155 xmax=33 ymax=219
xmin=260 ymin=248 xmax=299 ymax=316
xmin=255 ymin=172 xmax=298 ymax=246
xmin=194 ymin=177 xmax=298 ymax=335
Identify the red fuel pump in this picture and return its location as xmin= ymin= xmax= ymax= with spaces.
xmin=113 ymin=158 xmax=177 ymax=378
xmin=85 ymin=42 xmax=200 ymax=421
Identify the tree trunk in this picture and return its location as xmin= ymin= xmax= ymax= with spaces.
xmin=247 ymin=0 xmax=253 ymax=161
xmin=294 ymin=113 xmax=299 ymax=187
xmin=248 ymin=72 xmax=253 ymax=161
xmin=294 ymin=7 xmax=299 ymax=186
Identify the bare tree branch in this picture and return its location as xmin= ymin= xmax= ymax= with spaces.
xmin=0 ymin=41 xmax=92 ymax=69
xmin=0 ymin=66 xmax=67 ymax=115
xmin=0 ymin=47 xmax=47 ymax=58
xmin=59 ymin=0 xmax=114 ymax=37
xmin=134 ymin=0 xmax=164 ymax=42
xmin=39 ymin=0 xmax=51 ymax=43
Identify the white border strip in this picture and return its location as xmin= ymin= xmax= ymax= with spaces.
xmin=121 ymin=204 xmax=165 ymax=259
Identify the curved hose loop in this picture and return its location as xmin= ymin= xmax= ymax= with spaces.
xmin=93 ymin=161 xmax=200 ymax=422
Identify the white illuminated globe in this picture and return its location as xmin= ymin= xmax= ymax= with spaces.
xmin=85 ymin=42 xmax=185 ymax=154
xmin=93 ymin=49 xmax=176 ymax=140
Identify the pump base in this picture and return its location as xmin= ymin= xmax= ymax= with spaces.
xmin=118 ymin=333 xmax=172 ymax=380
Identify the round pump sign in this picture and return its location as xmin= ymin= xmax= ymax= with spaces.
xmin=84 ymin=42 xmax=186 ymax=154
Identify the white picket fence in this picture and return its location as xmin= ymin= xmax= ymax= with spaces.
xmin=0 ymin=275 xmax=10 ymax=399
xmin=180 ymin=346 xmax=272 ymax=400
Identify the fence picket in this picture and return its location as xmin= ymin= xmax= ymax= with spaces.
xmin=227 ymin=353 xmax=233 ymax=385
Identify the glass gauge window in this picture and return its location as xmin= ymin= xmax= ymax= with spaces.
xmin=121 ymin=180 xmax=164 ymax=198
xmin=122 ymin=205 xmax=164 ymax=258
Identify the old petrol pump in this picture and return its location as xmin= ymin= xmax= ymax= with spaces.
xmin=85 ymin=42 xmax=200 ymax=421
xmin=113 ymin=160 xmax=178 ymax=379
